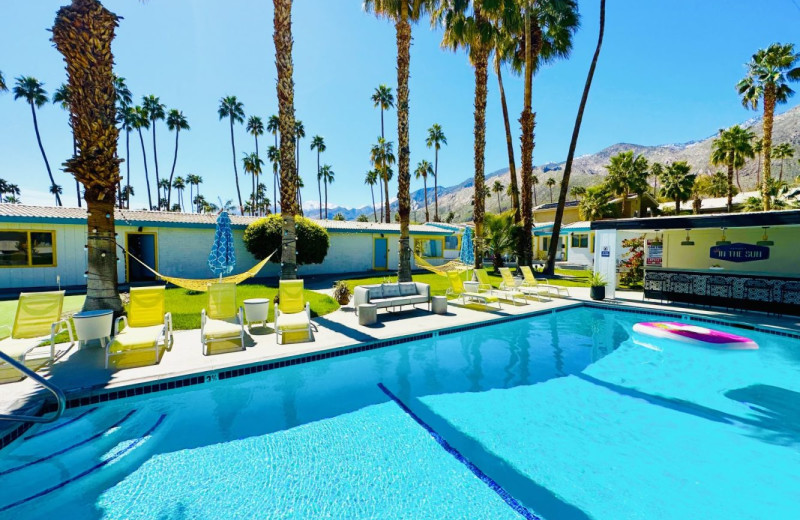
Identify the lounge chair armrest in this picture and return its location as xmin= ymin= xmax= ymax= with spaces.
xmin=164 ymin=312 xmax=173 ymax=334
xmin=0 ymin=324 xmax=10 ymax=341
xmin=200 ymin=309 xmax=207 ymax=335
xmin=114 ymin=315 xmax=128 ymax=335
xmin=51 ymin=318 xmax=74 ymax=346
xmin=305 ymin=302 xmax=311 ymax=319
xmin=238 ymin=307 xmax=244 ymax=326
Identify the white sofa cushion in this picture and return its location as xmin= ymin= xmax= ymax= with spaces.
xmin=382 ymin=284 xmax=401 ymax=298
xmin=399 ymin=283 xmax=417 ymax=296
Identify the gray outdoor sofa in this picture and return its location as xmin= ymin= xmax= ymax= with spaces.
xmin=353 ymin=282 xmax=431 ymax=316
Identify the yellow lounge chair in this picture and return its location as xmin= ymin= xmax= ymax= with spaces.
xmin=446 ymin=271 xmax=501 ymax=310
xmin=107 ymin=287 xmax=172 ymax=369
xmin=499 ymin=267 xmax=546 ymax=302
xmin=201 ymin=283 xmax=246 ymax=355
xmin=521 ymin=265 xmax=570 ymax=297
xmin=475 ymin=268 xmax=526 ymax=305
xmin=0 ymin=291 xmax=73 ymax=383
xmin=275 ymin=280 xmax=312 ymax=345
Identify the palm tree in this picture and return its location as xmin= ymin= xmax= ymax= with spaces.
xmin=157 ymin=179 xmax=170 ymax=208
xmin=142 ymin=95 xmax=166 ymax=202
xmin=242 ymin=152 xmax=264 ymax=215
xmin=310 ymin=135 xmax=326 ymax=218
xmin=649 ymin=162 xmax=663 ymax=197
xmin=531 ymin=174 xmax=539 ymax=206
xmin=256 ymin=183 xmax=270 ymax=215
xmin=121 ymin=185 xmax=134 ymax=208
xmin=0 ymin=71 xmax=6 ymax=91
xmin=709 ymin=171 xmax=729 ymax=197
xmin=193 ymin=194 xmax=206 ymax=213
xmin=320 ymin=164 xmax=335 ymax=219
xmin=267 ymin=114 xmax=280 ymax=213
xmin=165 ymin=109 xmax=189 ymax=209
xmin=711 ymin=125 xmax=755 ymax=212
xmin=171 ymin=177 xmax=185 ymax=211
xmin=737 ymin=43 xmax=800 ymax=210
xmin=52 ymin=83 xmax=83 ymax=207
xmin=371 ymin=137 xmax=396 ymax=223
xmin=578 ymin=186 xmax=611 ymax=221
xmin=752 ymin=137 xmax=763 ymax=187
xmin=267 ymin=145 xmax=280 ymax=214
xmin=118 ymin=105 xmax=136 ymax=209
xmin=294 ymin=120 xmax=305 ymax=214
xmin=545 ymin=177 xmax=556 ymax=203
xmin=132 ymin=105 xmax=153 ymax=208
xmin=13 ymin=76 xmax=62 ymax=206
xmin=113 ymin=74 xmax=132 ymax=107
xmin=370 ymin=84 xmax=395 ymax=222
xmin=185 ymin=174 xmax=201 ymax=213
xmin=274 ymin=0 xmax=298 ymax=279
xmin=543 ymin=0 xmax=603 ymax=275
xmin=604 ymin=151 xmax=649 ymax=216
xmin=365 ymin=169 xmax=379 ymax=222
xmin=49 ymin=184 xmax=63 ymax=204
xmin=483 ymin=211 xmax=514 ymax=271
xmin=247 ymin=115 xmax=265 ymax=211
xmin=414 ymin=160 xmax=433 ymax=221
xmin=691 ymin=174 xmax=713 ymax=214
xmin=218 ymin=95 xmax=246 ymax=213
xmin=515 ymin=0 xmax=580 ymax=266
xmin=52 ymin=0 xmax=124 ymax=312
xmin=772 ymin=143 xmax=795 ymax=182
xmin=569 ymin=185 xmax=586 ymax=200
xmin=492 ymin=27 xmax=520 ymax=222
xmin=425 ymin=124 xmax=447 ymax=222
xmin=435 ymin=0 xmax=499 ymax=268
xmin=492 ymin=179 xmax=505 ymax=212
xmin=659 ymin=161 xmax=695 ymax=214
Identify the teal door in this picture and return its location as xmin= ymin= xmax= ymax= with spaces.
xmin=374 ymin=238 xmax=388 ymax=270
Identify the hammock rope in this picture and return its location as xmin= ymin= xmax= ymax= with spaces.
xmin=413 ymin=252 xmax=472 ymax=277
xmin=122 ymin=243 xmax=276 ymax=292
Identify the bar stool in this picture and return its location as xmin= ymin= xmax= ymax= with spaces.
xmin=706 ymin=276 xmax=732 ymax=309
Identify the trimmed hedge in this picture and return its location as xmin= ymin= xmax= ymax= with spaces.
xmin=243 ymin=214 xmax=330 ymax=265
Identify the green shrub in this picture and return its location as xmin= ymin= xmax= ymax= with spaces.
xmin=243 ymin=214 xmax=330 ymax=265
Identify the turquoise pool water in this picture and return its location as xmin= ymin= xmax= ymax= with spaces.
xmin=1 ymin=307 xmax=799 ymax=519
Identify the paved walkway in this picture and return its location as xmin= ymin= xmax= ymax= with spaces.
xmin=2 ymin=286 xmax=799 ymax=439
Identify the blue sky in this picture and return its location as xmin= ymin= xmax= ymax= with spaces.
xmin=1 ymin=1 xmax=799 ymax=210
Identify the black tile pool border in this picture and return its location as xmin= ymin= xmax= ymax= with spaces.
xmin=3 ymin=300 xmax=799 ymax=452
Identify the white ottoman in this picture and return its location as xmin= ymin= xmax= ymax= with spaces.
xmin=431 ymin=296 xmax=447 ymax=315
xmin=358 ymin=304 xmax=377 ymax=326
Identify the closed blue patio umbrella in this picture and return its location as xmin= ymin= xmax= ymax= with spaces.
xmin=208 ymin=211 xmax=236 ymax=278
xmin=459 ymin=226 xmax=474 ymax=266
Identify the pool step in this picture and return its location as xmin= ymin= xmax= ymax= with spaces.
xmin=0 ymin=408 xmax=168 ymax=514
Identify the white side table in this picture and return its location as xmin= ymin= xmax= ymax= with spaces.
xmin=73 ymin=309 xmax=113 ymax=349
xmin=431 ymin=296 xmax=447 ymax=315
xmin=358 ymin=304 xmax=377 ymax=326
xmin=243 ymin=298 xmax=270 ymax=330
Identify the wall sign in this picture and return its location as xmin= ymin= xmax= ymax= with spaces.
xmin=601 ymin=246 xmax=610 ymax=258
xmin=646 ymin=240 xmax=663 ymax=266
xmin=709 ymin=243 xmax=769 ymax=263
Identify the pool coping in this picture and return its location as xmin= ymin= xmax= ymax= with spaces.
xmin=2 ymin=300 xmax=799 ymax=451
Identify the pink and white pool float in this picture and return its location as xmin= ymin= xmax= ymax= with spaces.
xmin=633 ymin=321 xmax=758 ymax=350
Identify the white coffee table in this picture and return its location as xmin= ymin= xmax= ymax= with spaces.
xmin=358 ymin=304 xmax=377 ymax=326
xmin=72 ymin=309 xmax=113 ymax=349
xmin=243 ymin=298 xmax=270 ymax=330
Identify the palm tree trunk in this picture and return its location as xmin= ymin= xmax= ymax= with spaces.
xmin=228 ymin=118 xmax=243 ymax=213
xmin=379 ymin=176 xmax=384 ymax=222
xmin=73 ymin=137 xmax=82 ymax=207
xmin=125 ymin=130 xmax=131 ymax=209
xmin=533 ymin=183 xmax=537 ymax=206
xmin=779 ymin=158 xmax=785 ymax=183
xmin=317 ymin=152 xmax=322 ymax=219
xmin=472 ymin=13 xmax=489 ymax=270
xmin=151 ymin=118 xmax=161 ymax=207
xmin=254 ymin=135 xmax=260 ymax=215
xmin=433 ymin=147 xmax=439 ymax=221
xmin=274 ymin=0 xmax=297 ymax=279
xmin=496 ymin=63 xmax=520 ymax=222
xmin=324 ymin=180 xmax=328 ymax=219
xmin=137 ymin=128 xmax=152 ymax=209
xmin=497 ymin=193 xmax=501 ymax=212
xmin=519 ymin=11 xmax=538 ymax=266
xmin=544 ymin=0 xmax=605 ymax=276
xmin=30 ymin=103 xmax=62 ymax=206
xmin=423 ymin=176 xmax=429 ymax=222
xmin=370 ymin=184 xmax=377 ymax=222
xmin=762 ymin=85 xmax=775 ymax=211
xmin=675 ymin=197 xmax=681 ymax=214
xmin=84 ymin=192 xmax=122 ymax=312
xmin=727 ymin=162 xmax=735 ymax=212
xmin=167 ymin=128 xmax=179 ymax=209
xmin=756 ymin=151 xmax=761 ymax=187
xmin=383 ymin=169 xmax=391 ymax=223
xmin=396 ymin=5 xmax=412 ymax=282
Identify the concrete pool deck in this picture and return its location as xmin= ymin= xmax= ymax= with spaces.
xmin=2 ymin=286 xmax=799 ymax=445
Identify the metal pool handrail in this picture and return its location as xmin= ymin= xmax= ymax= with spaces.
xmin=0 ymin=351 xmax=66 ymax=423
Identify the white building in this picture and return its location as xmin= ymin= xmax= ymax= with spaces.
xmin=0 ymin=206 xmax=454 ymax=292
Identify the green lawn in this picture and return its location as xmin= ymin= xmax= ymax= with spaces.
xmin=340 ymin=267 xmax=589 ymax=298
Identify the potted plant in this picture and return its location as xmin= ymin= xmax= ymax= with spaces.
xmin=589 ymin=272 xmax=607 ymax=301
xmin=332 ymin=280 xmax=352 ymax=306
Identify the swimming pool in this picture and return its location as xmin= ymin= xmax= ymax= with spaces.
xmin=1 ymin=306 xmax=799 ymax=519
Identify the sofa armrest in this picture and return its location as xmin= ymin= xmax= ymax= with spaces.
xmin=414 ymin=282 xmax=431 ymax=300
xmin=353 ymin=286 xmax=371 ymax=308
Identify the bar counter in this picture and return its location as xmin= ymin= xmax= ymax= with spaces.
xmin=643 ymin=267 xmax=800 ymax=315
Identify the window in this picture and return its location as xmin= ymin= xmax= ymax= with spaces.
xmin=415 ymin=238 xmax=443 ymax=258
xmin=571 ymin=233 xmax=589 ymax=248
xmin=444 ymin=235 xmax=460 ymax=250
xmin=541 ymin=237 xmax=550 ymax=252
xmin=0 ymin=230 xmax=56 ymax=267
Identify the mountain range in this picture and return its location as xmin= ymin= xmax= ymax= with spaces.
xmin=312 ymin=105 xmax=800 ymax=223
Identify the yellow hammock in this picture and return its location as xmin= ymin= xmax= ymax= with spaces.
xmin=413 ymin=252 xmax=472 ymax=277
xmin=126 ymin=249 xmax=276 ymax=292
